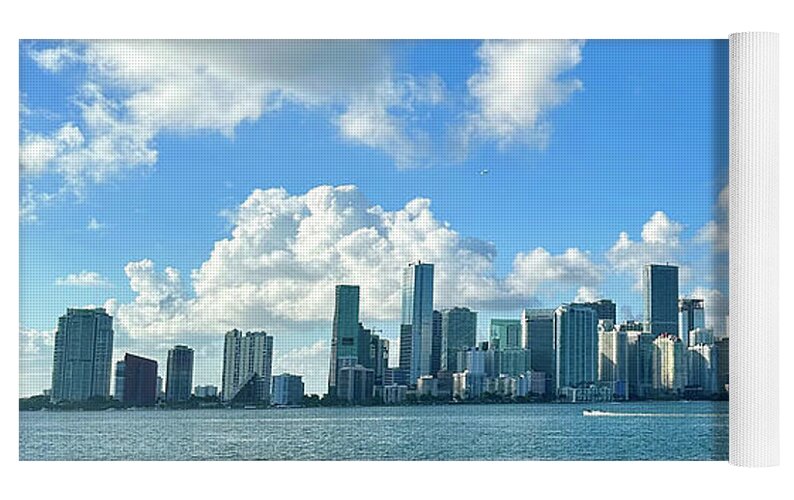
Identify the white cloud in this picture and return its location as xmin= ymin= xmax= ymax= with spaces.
xmin=112 ymin=185 xmax=600 ymax=341
xmin=19 ymin=123 xmax=84 ymax=175
xmin=87 ymin=217 xmax=105 ymax=230
xmin=19 ymin=326 xmax=55 ymax=355
xmin=55 ymin=271 xmax=111 ymax=287
xmin=506 ymin=247 xmax=602 ymax=298
xmin=22 ymin=40 xmax=584 ymax=194
xmin=465 ymin=40 xmax=584 ymax=147
xmin=273 ymin=340 xmax=330 ymax=395
xmin=20 ymin=186 xmax=56 ymax=223
xmin=694 ymin=220 xmax=728 ymax=252
xmin=689 ymin=287 xmax=728 ymax=338
xmin=574 ymin=286 xmax=601 ymax=303
xmin=29 ymin=45 xmax=78 ymax=72
xmin=606 ymin=211 xmax=686 ymax=288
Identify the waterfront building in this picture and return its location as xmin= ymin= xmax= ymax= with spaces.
xmin=643 ymin=264 xmax=679 ymax=335
xmin=679 ymin=298 xmax=706 ymax=346
xmin=715 ymin=337 xmax=729 ymax=395
xmin=558 ymin=384 xmax=614 ymax=403
xmin=156 ymin=376 xmax=164 ymax=401
xmin=166 ymin=345 xmax=194 ymax=403
xmin=521 ymin=309 xmax=556 ymax=393
xmin=222 ymin=330 xmax=274 ymax=402
xmin=554 ymin=304 xmax=598 ymax=394
xmin=495 ymin=348 xmax=532 ymax=376
xmin=416 ymin=375 xmax=439 ymax=398
xmin=431 ymin=310 xmax=442 ymax=374
xmin=452 ymin=371 xmax=485 ymax=400
xmin=490 ymin=319 xmax=521 ymax=351
xmin=687 ymin=344 xmax=718 ymax=394
xmin=50 ymin=308 xmax=114 ymax=403
xmin=384 ymin=367 xmax=410 ymax=386
xmin=368 ymin=333 xmax=389 ymax=386
xmin=583 ymin=299 xmax=617 ymax=323
xmin=382 ymin=384 xmax=408 ymax=404
xmin=122 ymin=353 xmax=158 ymax=406
xmin=598 ymin=320 xmax=629 ymax=399
xmin=114 ymin=360 xmax=125 ymax=401
xmin=272 ymin=373 xmax=304 ymax=406
xmin=457 ymin=346 xmax=486 ymax=375
xmin=399 ymin=261 xmax=435 ymax=382
xmin=328 ymin=285 xmax=361 ymax=396
xmin=194 ymin=385 xmax=218 ymax=398
xmin=626 ymin=331 xmax=656 ymax=399
xmin=336 ymin=364 xmax=375 ymax=403
xmin=441 ymin=307 xmax=477 ymax=372
xmin=652 ymin=333 xmax=685 ymax=394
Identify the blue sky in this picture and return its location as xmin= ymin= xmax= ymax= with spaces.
xmin=19 ymin=40 xmax=728 ymax=396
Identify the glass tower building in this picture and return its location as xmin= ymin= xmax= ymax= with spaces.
xmin=441 ymin=307 xmax=477 ymax=373
xmin=643 ymin=264 xmax=680 ymax=335
xmin=399 ymin=261 xmax=434 ymax=383
xmin=328 ymin=285 xmax=361 ymax=396
xmin=554 ymin=304 xmax=598 ymax=393
xmin=50 ymin=308 xmax=114 ymax=403
xmin=166 ymin=345 xmax=194 ymax=402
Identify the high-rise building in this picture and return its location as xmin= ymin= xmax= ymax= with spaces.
xmin=456 ymin=346 xmax=486 ymax=375
xmin=687 ymin=344 xmax=718 ymax=394
xmin=272 ymin=373 xmax=305 ymax=406
xmin=652 ymin=333 xmax=685 ymax=394
xmin=114 ymin=360 xmax=125 ymax=401
xmin=597 ymin=321 xmax=629 ymax=399
xmin=122 ymin=353 xmax=158 ymax=406
xmin=336 ymin=364 xmax=375 ymax=403
xmin=554 ymin=304 xmax=598 ymax=394
xmin=328 ymin=285 xmax=360 ymax=396
xmin=643 ymin=264 xmax=679 ymax=335
xmin=490 ymin=319 xmax=521 ymax=351
xmin=495 ymin=348 xmax=532 ymax=376
xmin=368 ymin=333 xmax=389 ymax=386
xmin=156 ymin=376 xmax=164 ymax=401
xmin=679 ymin=298 xmax=706 ymax=346
xmin=222 ymin=330 xmax=274 ymax=402
xmin=583 ymin=299 xmax=617 ymax=323
xmin=715 ymin=337 xmax=729 ymax=395
xmin=431 ymin=310 xmax=442 ymax=375
xmin=166 ymin=345 xmax=194 ymax=402
xmin=521 ymin=309 xmax=555 ymax=392
xmin=626 ymin=330 xmax=656 ymax=399
xmin=440 ymin=307 xmax=477 ymax=373
xmin=690 ymin=327 xmax=715 ymax=346
xmin=50 ymin=308 xmax=114 ymax=403
xmin=399 ymin=261 xmax=434 ymax=382
xmin=194 ymin=385 xmax=218 ymax=398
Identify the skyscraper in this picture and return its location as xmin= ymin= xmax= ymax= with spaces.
xmin=489 ymin=319 xmax=521 ymax=350
xmin=114 ymin=360 xmax=125 ymax=401
xmin=50 ymin=308 xmax=114 ymax=403
xmin=583 ymin=299 xmax=617 ymax=323
xmin=431 ymin=310 xmax=442 ymax=375
xmin=122 ymin=353 xmax=158 ymax=406
xmin=521 ymin=309 xmax=555 ymax=392
xmin=597 ymin=321 xmax=629 ymax=398
xmin=440 ymin=307 xmax=477 ymax=373
xmin=652 ymin=333 xmax=685 ymax=394
xmin=328 ymin=285 xmax=360 ymax=396
xmin=166 ymin=345 xmax=194 ymax=402
xmin=554 ymin=304 xmax=598 ymax=394
xmin=643 ymin=264 xmax=679 ymax=335
xmin=679 ymin=298 xmax=706 ymax=346
xmin=272 ymin=373 xmax=305 ymax=406
xmin=399 ymin=261 xmax=434 ymax=382
xmin=222 ymin=329 xmax=274 ymax=402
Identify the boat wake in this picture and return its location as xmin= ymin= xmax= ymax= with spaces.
xmin=583 ymin=409 xmax=727 ymax=418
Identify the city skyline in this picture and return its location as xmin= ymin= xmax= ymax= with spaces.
xmin=19 ymin=40 xmax=728 ymax=396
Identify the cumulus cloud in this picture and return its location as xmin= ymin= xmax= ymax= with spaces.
xmin=606 ymin=211 xmax=686 ymax=288
xmin=273 ymin=340 xmax=330 ymax=394
xmin=574 ymin=286 xmax=601 ymax=303
xmin=464 ymin=39 xmax=584 ymax=147
xmin=695 ymin=185 xmax=729 ymax=253
xmin=55 ymin=271 xmax=111 ymax=287
xmin=689 ymin=287 xmax=728 ymax=338
xmin=21 ymin=40 xmax=584 ymax=195
xmin=112 ymin=184 xmax=599 ymax=341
